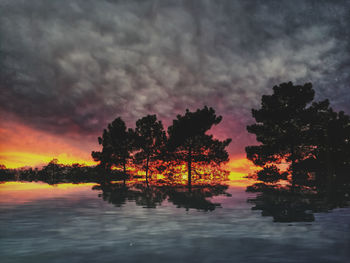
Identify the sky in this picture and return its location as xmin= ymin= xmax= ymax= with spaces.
xmin=0 ymin=0 xmax=349 ymax=169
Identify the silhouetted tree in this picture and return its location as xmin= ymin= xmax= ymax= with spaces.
xmin=92 ymin=117 xmax=135 ymax=181
xmin=304 ymin=100 xmax=350 ymax=189
xmin=254 ymin=165 xmax=287 ymax=184
xmin=134 ymin=115 xmax=167 ymax=184
xmin=167 ymin=106 xmax=231 ymax=189
xmin=37 ymin=159 xmax=63 ymax=184
xmin=245 ymin=82 xmax=350 ymax=222
xmin=246 ymin=82 xmax=315 ymax=188
xmin=0 ymin=164 xmax=16 ymax=181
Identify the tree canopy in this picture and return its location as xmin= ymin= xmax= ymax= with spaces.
xmin=91 ymin=117 xmax=135 ymax=175
xmin=167 ymin=106 xmax=231 ymax=188
xmin=245 ymin=81 xmax=350 ymax=222
xmin=91 ymin=107 xmax=231 ymax=188
xmin=246 ymin=82 xmax=316 ymax=185
xmin=246 ymin=81 xmax=350 ymax=190
xmin=133 ymin=114 xmax=167 ymax=183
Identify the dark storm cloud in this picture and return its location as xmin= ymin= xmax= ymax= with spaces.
xmin=0 ymin=0 xmax=349 ymax=154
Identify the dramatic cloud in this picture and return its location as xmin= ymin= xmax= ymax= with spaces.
xmin=0 ymin=0 xmax=349 ymax=158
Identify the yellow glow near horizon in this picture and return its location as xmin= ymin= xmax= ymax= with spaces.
xmin=1 ymin=151 xmax=256 ymax=181
xmin=229 ymin=171 xmax=248 ymax=180
xmin=0 ymin=122 xmax=258 ymax=179
xmin=0 ymin=181 xmax=96 ymax=190
xmin=0 ymin=121 xmax=98 ymax=168
xmin=0 ymin=151 xmax=97 ymax=168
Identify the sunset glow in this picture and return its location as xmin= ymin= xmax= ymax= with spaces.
xmin=1 ymin=1 xmax=349 ymax=263
xmin=225 ymin=156 xmax=260 ymax=180
xmin=0 ymin=121 xmax=257 ymax=179
xmin=0 ymin=122 xmax=97 ymax=168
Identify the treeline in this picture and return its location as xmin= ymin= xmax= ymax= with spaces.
xmin=0 ymin=107 xmax=231 ymax=186
xmin=0 ymin=158 xmax=229 ymax=186
xmin=0 ymin=160 xmax=108 ymax=184
xmin=91 ymin=106 xmax=232 ymax=186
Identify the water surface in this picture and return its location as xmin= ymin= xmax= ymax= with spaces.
xmin=0 ymin=181 xmax=349 ymax=263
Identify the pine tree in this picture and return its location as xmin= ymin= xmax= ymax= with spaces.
xmin=134 ymin=115 xmax=167 ymax=184
xmin=92 ymin=117 xmax=135 ymax=180
xmin=167 ymin=106 xmax=231 ymax=189
xmin=246 ymin=82 xmax=315 ymax=187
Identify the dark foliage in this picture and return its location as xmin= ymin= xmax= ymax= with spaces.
xmin=90 ymin=107 xmax=231 ymax=188
xmin=92 ymin=117 xmax=136 ymax=177
xmin=133 ymin=114 xmax=167 ymax=184
xmin=0 ymin=164 xmax=16 ymax=182
xmin=245 ymin=81 xmax=350 ymax=222
xmin=167 ymin=106 xmax=231 ymax=188
xmin=246 ymin=81 xmax=350 ymax=188
xmin=246 ymin=82 xmax=315 ymax=185
xmin=0 ymin=159 xmax=126 ymax=185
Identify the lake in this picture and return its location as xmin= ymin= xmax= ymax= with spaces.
xmin=0 ymin=181 xmax=349 ymax=263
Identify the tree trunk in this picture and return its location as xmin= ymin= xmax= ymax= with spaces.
xmin=123 ymin=161 xmax=126 ymax=185
xmin=291 ymin=143 xmax=296 ymax=193
xmin=145 ymin=154 xmax=150 ymax=186
xmin=188 ymin=146 xmax=192 ymax=192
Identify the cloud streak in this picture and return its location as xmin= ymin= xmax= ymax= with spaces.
xmin=0 ymin=0 xmax=349 ymax=156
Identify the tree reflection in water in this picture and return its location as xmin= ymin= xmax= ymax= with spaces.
xmin=247 ymin=183 xmax=350 ymax=222
xmin=92 ymin=180 xmax=230 ymax=211
xmin=247 ymin=185 xmax=316 ymax=222
xmin=93 ymin=182 xmax=167 ymax=208
xmin=92 ymin=162 xmax=231 ymax=211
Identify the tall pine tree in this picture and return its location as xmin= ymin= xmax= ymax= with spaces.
xmin=167 ymin=106 xmax=231 ymax=189
xmin=246 ymin=82 xmax=315 ymax=187
xmin=134 ymin=114 xmax=167 ymax=184
xmin=92 ymin=117 xmax=135 ymax=180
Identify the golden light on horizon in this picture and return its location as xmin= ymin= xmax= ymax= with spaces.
xmin=0 ymin=122 xmax=257 ymax=181
xmin=225 ymin=157 xmax=259 ymax=179
xmin=0 ymin=122 xmax=97 ymax=168
xmin=0 ymin=151 xmax=97 ymax=168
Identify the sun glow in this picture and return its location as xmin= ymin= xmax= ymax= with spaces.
xmin=0 ymin=152 xmax=96 ymax=168
xmin=0 ymin=122 xmax=257 ymax=182
xmin=225 ymin=156 xmax=259 ymax=180
xmin=0 ymin=122 xmax=97 ymax=168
